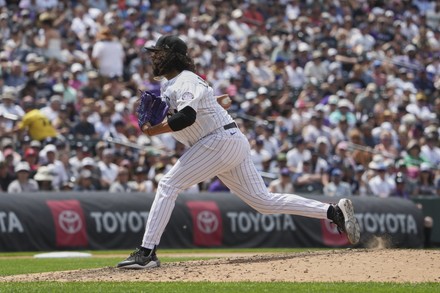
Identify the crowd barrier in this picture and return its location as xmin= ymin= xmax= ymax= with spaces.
xmin=0 ymin=192 xmax=425 ymax=252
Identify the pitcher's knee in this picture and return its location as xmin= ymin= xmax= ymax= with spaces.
xmin=249 ymin=197 xmax=275 ymax=215
xmin=157 ymin=180 xmax=181 ymax=200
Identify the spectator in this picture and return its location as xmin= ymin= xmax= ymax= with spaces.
xmin=14 ymin=101 xmax=57 ymax=142
xmin=0 ymin=160 xmax=14 ymax=191
xmin=73 ymin=169 xmax=98 ymax=191
xmin=41 ymin=144 xmax=68 ymax=190
xmin=268 ymin=168 xmax=294 ymax=193
xmin=91 ymin=27 xmax=124 ymax=78
xmin=207 ymin=177 xmax=230 ymax=192
xmin=286 ymin=137 xmax=311 ymax=174
xmin=34 ymin=165 xmax=54 ymax=191
xmin=109 ymin=166 xmax=135 ymax=193
xmin=323 ymin=168 xmax=352 ymax=197
xmin=417 ymin=162 xmax=437 ymax=196
xmin=7 ymin=161 xmax=39 ymax=192
xmin=367 ymin=161 xmax=395 ymax=198
xmin=97 ymin=148 xmax=118 ymax=190
xmin=71 ymin=109 xmax=98 ymax=139
xmin=128 ymin=166 xmax=154 ymax=193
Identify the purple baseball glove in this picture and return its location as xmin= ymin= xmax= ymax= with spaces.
xmin=136 ymin=90 xmax=169 ymax=128
xmin=149 ymin=98 xmax=169 ymax=126
xmin=136 ymin=90 xmax=156 ymax=128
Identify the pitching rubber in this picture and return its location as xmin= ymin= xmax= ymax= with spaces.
xmin=338 ymin=199 xmax=361 ymax=245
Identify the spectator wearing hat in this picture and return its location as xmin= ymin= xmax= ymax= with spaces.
xmin=286 ymin=136 xmax=311 ymax=174
xmin=79 ymin=156 xmax=103 ymax=190
xmin=416 ymin=162 xmax=437 ymax=196
xmin=421 ymin=132 xmax=440 ymax=167
xmin=329 ymin=99 xmax=356 ymax=127
xmin=109 ymin=166 xmax=135 ymax=193
xmin=128 ymin=166 xmax=155 ymax=193
xmin=34 ymin=12 xmax=63 ymax=61
xmin=7 ymin=161 xmax=39 ymax=192
xmin=304 ymin=50 xmax=329 ymax=84
xmin=69 ymin=63 xmax=86 ymax=90
xmin=354 ymin=83 xmax=379 ymax=115
xmin=323 ymin=168 xmax=352 ymax=197
xmin=302 ymin=111 xmax=332 ymax=145
xmin=268 ymin=167 xmax=295 ymax=193
xmin=367 ymin=160 xmax=395 ymax=197
xmin=34 ymin=165 xmax=55 ymax=191
xmin=71 ymin=108 xmax=98 ymax=140
xmin=250 ymin=138 xmax=272 ymax=172
xmin=40 ymin=95 xmax=62 ymax=122
xmin=293 ymin=159 xmax=324 ymax=193
xmin=406 ymin=92 xmax=433 ymax=121
xmin=0 ymin=87 xmax=25 ymax=132
xmin=97 ymin=148 xmax=118 ymax=190
xmin=80 ymin=71 xmax=102 ymax=100
xmin=42 ymin=144 xmax=68 ymax=191
xmin=73 ymin=169 xmax=98 ymax=191
xmin=92 ymin=27 xmax=124 ymax=78
xmin=391 ymin=172 xmax=410 ymax=199
xmin=23 ymin=147 xmax=39 ymax=176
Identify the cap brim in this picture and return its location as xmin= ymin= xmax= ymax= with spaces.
xmin=144 ymin=46 xmax=162 ymax=52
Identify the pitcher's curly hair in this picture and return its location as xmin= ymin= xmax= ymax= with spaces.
xmin=151 ymin=50 xmax=195 ymax=77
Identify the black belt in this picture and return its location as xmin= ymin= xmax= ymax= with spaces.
xmin=223 ymin=122 xmax=238 ymax=130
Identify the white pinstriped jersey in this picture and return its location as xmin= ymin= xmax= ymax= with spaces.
xmin=161 ymin=70 xmax=233 ymax=147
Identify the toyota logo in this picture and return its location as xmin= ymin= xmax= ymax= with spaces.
xmin=197 ymin=211 xmax=218 ymax=234
xmin=59 ymin=210 xmax=82 ymax=234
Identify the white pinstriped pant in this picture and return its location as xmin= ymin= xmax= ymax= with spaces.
xmin=141 ymin=127 xmax=330 ymax=248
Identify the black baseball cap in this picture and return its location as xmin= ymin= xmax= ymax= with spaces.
xmin=144 ymin=35 xmax=188 ymax=55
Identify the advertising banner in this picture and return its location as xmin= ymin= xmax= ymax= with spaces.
xmin=0 ymin=192 xmax=425 ymax=251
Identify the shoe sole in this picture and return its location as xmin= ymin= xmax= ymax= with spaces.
xmin=117 ymin=260 xmax=160 ymax=269
xmin=338 ymin=199 xmax=361 ymax=245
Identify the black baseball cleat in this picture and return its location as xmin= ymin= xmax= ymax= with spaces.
xmin=330 ymin=199 xmax=361 ymax=245
xmin=117 ymin=247 xmax=161 ymax=269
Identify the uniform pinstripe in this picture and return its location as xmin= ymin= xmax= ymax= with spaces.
xmin=141 ymin=70 xmax=329 ymax=249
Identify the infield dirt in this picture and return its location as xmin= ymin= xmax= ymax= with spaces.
xmin=0 ymin=249 xmax=439 ymax=283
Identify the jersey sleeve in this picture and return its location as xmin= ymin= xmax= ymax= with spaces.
xmin=175 ymin=76 xmax=209 ymax=112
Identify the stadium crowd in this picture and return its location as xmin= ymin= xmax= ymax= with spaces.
xmin=0 ymin=0 xmax=439 ymax=198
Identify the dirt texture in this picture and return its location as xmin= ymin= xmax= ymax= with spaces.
xmin=1 ymin=249 xmax=439 ymax=283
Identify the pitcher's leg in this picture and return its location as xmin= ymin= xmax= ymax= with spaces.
xmin=218 ymin=156 xmax=329 ymax=219
xmin=141 ymin=134 xmax=247 ymax=248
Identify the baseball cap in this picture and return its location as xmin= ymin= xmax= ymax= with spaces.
xmin=15 ymin=161 xmax=31 ymax=173
xmin=144 ymin=35 xmax=188 ymax=55
xmin=331 ymin=168 xmax=342 ymax=176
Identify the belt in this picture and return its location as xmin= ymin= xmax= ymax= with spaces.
xmin=223 ymin=122 xmax=238 ymax=130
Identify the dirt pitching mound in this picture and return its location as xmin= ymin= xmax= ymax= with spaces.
xmin=1 ymin=249 xmax=439 ymax=283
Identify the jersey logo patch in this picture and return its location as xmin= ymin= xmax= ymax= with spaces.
xmin=181 ymin=92 xmax=194 ymax=101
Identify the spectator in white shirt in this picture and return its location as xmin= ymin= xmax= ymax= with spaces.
xmin=324 ymin=168 xmax=352 ymax=197
xmin=368 ymin=161 xmax=396 ymax=198
xmin=97 ymin=148 xmax=118 ymax=190
xmin=92 ymin=27 xmax=125 ymax=78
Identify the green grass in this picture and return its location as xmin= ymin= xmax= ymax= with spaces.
xmin=0 ymin=282 xmax=438 ymax=293
xmin=0 ymin=256 xmax=211 ymax=276
xmin=0 ymin=249 xmax=438 ymax=292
